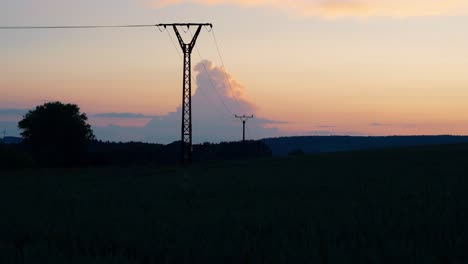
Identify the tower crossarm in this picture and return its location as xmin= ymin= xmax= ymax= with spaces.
xmin=170 ymin=24 xmax=205 ymax=53
xmin=157 ymin=23 xmax=212 ymax=27
xmin=235 ymin=114 xmax=254 ymax=122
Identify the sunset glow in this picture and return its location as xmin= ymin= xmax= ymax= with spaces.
xmin=2 ymin=0 xmax=468 ymax=142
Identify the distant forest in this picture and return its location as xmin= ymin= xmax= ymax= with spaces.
xmin=263 ymin=135 xmax=468 ymax=156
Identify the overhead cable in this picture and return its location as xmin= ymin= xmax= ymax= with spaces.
xmin=0 ymin=25 xmax=157 ymax=29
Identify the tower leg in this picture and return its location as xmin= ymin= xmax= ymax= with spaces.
xmin=181 ymin=47 xmax=193 ymax=164
xmin=171 ymin=24 xmax=204 ymax=165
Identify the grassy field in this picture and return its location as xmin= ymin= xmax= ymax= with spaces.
xmin=1 ymin=144 xmax=468 ymax=263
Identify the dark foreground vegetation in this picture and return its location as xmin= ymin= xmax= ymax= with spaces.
xmin=1 ymin=144 xmax=468 ymax=263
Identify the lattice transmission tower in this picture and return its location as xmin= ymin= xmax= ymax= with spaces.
xmin=158 ymin=23 xmax=212 ymax=164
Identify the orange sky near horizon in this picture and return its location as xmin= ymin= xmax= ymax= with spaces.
xmin=2 ymin=1 xmax=468 ymax=141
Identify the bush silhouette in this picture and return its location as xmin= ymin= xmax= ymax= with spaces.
xmin=18 ymin=102 xmax=95 ymax=166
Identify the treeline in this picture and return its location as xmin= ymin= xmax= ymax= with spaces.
xmin=263 ymin=135 xmax=468 ymax=156
xmin=90 ymin=140 xmax=272 ymax=166
xmin=0 ymin=140 xmax=272 ymax=169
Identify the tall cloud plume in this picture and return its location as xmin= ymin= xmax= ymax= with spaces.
xmin=94 ymin=60 xmax=281 ymax=143
xmin=147 ymin=0 xmax=468 ymax=18
xmin=143 ymin=60 xmax=279 ymax=143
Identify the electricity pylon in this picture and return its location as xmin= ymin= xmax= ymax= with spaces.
xmin=158 ymin=23 xmax=212 ymax=164
xmin=235 ymin=115 xmax=254 ymax=143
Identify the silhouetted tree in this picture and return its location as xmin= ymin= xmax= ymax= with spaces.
xmin=18 ymin=102 xmax=95 ymax=166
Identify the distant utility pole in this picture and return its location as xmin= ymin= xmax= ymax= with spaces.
xmin=235 ymin=115 xmax=254 ymax=143
xmin=158 ymin=23 xmax=212 ymax=165
xmin=1 ymin=129 xmax=6 ymax=143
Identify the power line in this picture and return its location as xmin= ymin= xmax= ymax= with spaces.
xmin=210 ymin=28 xmax=244 ymax=111
xmin=2 ymin=21 xmax=231 ymax=163
xmin=163 ymin=23 xmax=212 ymax=164
xmin=159 ymin=21 xmax=220 ymax=124
xmin=188 ymin=28 xmax=235 ymax=117
xmin=158 ymin=21 xmax=227 ymax=124
xmin=211 ymin=28 xmax=226 ymax=66
xmin=211 ymin=29 xmax=259 ymax=141
xmin=166 ymin=28 xmax=182 ymax=59
xmin=0 ymin=24 xmax=157 ymax=29
xmin=162 ymin=27 xmax=231 ymax=124
xmin=159 ymin=24 xmax=233 ymax=123
xmin=195 ymin=49 xmax=234 ymax=117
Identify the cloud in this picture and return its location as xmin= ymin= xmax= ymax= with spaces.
xmin=369 ymin=122 xmax=389 ymax=127
xmin=0 ymin=109 xmax=28 ymax=116
xmin=147 ymin=0 xmax=468 ymax=18
xmin=143 ymin=60 xmax=280 ymax=143
xmin=94 ymin=113 xmax=157 ymax=118
xmin=307 ymin=130 xmax=336 ymax=136
xmin=94 ymin=60 xmax=281 ymax=143
xmin=306 ymin=130 xmax=366 ymax=136
xmin=258 ymin=118 xmax=288 ymax=124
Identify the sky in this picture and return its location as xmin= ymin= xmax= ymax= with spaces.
xmin=1 ymin=0 xmax=468 ymax=143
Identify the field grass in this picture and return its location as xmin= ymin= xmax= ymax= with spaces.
xmin=1 ymin=144 xmax=468 ymax=263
